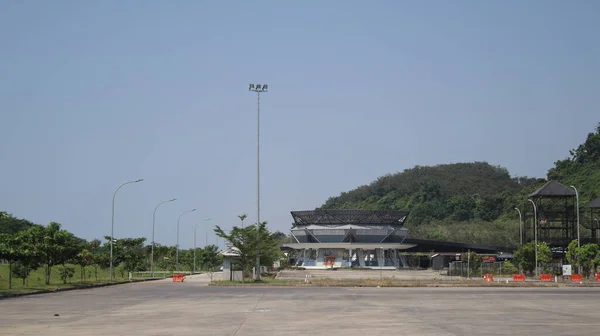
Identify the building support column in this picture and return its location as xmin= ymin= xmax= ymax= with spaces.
xmin=377 ymin=248 xmax=385 ymax=267
xmin=357 ymin=249 xmax=366 ymax=267
xmin=348 ymin=248 xmax=353 ymax=267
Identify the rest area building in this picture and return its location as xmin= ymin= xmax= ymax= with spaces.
xmin=281 ymin=209 xmax=504 ymax=269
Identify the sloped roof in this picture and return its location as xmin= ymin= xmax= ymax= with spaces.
xmin=589 ymin=197 xmax=600 ymax=209
xmin=529 ymin=180 xmax=576 ymax=198
xmin=218 ymin=246 xmax=241 ymax=257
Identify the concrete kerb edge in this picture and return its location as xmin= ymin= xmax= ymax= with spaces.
xmin=207 ymin=281 xmax=600 ymax=288
xmin=0 ymin=277 xmax=170 ymax=300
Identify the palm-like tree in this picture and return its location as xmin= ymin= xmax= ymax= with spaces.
xmin=238 ymin=214 xmax=248 ymax=228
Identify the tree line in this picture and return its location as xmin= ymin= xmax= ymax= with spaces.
xmin=0 ymin=212 xmax=221 ymax=289
xmin=456 ymin=240 xmax=600 ymax=278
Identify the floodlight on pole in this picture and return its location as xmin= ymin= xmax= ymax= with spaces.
xmin=176 ymin=208 xmax=196 ymax=270
xmin=528 ymin=199 xmax=538 ymax=277
xmin=248 ymin=83 xmax=268 ymax=281
xmin=570 ymin=185 xmax=580 ymax=247
xmin=150 ymin=198 xmax=177 ymax=277
xmin=193 ymin=218 xmax=212 ymax=274
xmin=515 ymin=208 xmax=523 ymax=246
xmin=110 ymin=178 xmax=144 ymax=281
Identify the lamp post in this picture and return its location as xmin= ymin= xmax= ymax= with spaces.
xmin=515 ymin=207 xmax=523 ymax=246
xmin=193 ymin=218 xmax=211 ymax=274
xmin=176 ymin=209 xmax=196 ymax=270
xmin=110 ymin=179 xmax=143 ymax=281
xmin=528 ymin=199 xmax=538 ymax=277
xmin=570 ymin=185 xmax=580 ymax=247
xmin=249 ymin=83 xmax=268 ymax=281
xmin=151 ymin=198 xmax=177 ymax=277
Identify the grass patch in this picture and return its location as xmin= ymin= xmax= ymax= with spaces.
xmin=0 ymin=264 xmax=128 ymax=297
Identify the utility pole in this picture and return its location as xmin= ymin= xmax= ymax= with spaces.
xmin=249 ymin=83 xmax=268 ymax=281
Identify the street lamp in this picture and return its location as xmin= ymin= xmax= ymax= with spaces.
xmin=193 ymin=218 xmax=212 ymax=274
xmin=176 ymin=209 xmax=196 ymax=270
xmin=570 ymin=185 xmax=580 ymax=247
xmin=528 ymin=199 xmax=538 ymax=277
xmin=151 ymin=198 xmax=177 ymax=277
xmin=249 ymin=83 xmax=268 ymax=281
xmin=515 ymin=207 xmax=523 ymax=246
xmin=110 ymin=179 xmax=143 ymax=281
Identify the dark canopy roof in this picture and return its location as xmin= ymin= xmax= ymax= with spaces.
xmin=402 ymin=238 xmax=506 ymax=254
xmin=291 ymin=209 xmax=409 ymax=226
xmin=529 ymin=180 xmax=576 ymax=198
xmin=589 ymin=197 xmax=600 ymax=209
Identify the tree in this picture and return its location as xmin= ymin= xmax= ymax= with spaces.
xmin=194 ymin=245 xmax=221 ymax=271
xmin=12 ymin=261 xmax=34 ymax=286
xmin=28 ymin=222 xmax=83 ymax=284
xmin=0 ymin=227 xmax=44 ymax=289
xmin=105 ymin=236 xmax=148 ymax=275
xmin=514 ymin=241 xmax=552 ymax=274
xmin=567 ymin=240 xmax=600 ymax=277
xmin=460 ymin=251 xmax=482 ymax=277
xmin=0 ymin=233 xmax=18 ymax=289
xmin=214 ymin=221 xmax=282 ymax=280
xmin=566 ymin=239 xmax=579 ymax=267
xmin=75 ymin=249 xmax=94 ymax=282
xmin=0 ymin=211 xmax=39 ymax=234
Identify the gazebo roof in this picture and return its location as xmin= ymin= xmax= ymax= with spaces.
xmin=529 ymin=180 xmax=576 ymax=198
xmin=589 ymin=197 xmax=600 ymax=209
xmin=218 ymin=246 xmax=241 ymax=257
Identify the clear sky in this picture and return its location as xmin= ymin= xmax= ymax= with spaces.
xmin=1 ymin=1 xmax=599 ymax=249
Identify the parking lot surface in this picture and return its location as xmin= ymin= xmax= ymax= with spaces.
xmin=2 ymin=278 xmax=600 ymax=335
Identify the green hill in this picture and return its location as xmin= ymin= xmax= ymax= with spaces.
xmin=320 ymin=122 xmax=600 ymax=247
xmin=0 ymin=211 xmax=40 ymax=234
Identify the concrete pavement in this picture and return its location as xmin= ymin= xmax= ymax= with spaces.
xmin=2 ymin=280 xmax=600 ymax=335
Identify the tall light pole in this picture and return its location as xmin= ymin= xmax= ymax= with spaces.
xmin=528 ymin=199 xmax=538 ymax=277
xmin=515 ymin=207 xmax=523 ymax=246
xmin=193 ymin=218 xmax=211 ymax=273
xmin=110 ymin=179 xmax=143 ymax=281
xmin=176 ymin=208 xmax=196 ymax=270
xmin=570 ymin=185 xmax=580 ymax=247
xmin=249 ymin=83 xmax=268 ymax=281
xmin=151 ymin=198 xmax=177 ymax=277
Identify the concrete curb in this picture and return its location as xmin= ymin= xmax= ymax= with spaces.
xmin=208 ymin=281 xmax=600 ymax=288
xmin=0 ymin=277 xmax=168 ymax=300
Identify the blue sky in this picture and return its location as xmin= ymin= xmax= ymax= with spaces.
xmin=1 ymin=1 xmax=599 ymax=248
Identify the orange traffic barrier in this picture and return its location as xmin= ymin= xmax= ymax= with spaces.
xmin=172 ymin=273 xmax=185 ymax=282
xmin=540 ymin=274 xmax=553 ymax=282
xmin=512 ymin=274 xmax=526 ymax=282
xmin=596 ymin=273 xmax=600 ymax=282
xmin=570 ymin=274 xmax=583 ymax=282
xmin=483 ymin=273 xmax=493 ymax=282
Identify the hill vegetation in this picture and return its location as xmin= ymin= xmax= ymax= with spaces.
xmin=321 ymin=122 xmax=600 ymax=247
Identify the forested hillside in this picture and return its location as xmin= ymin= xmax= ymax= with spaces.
xmin=0 ymin=212 xmax=40 ymax=234
xmin=320 ymin=123 xmax=600 ymax=247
